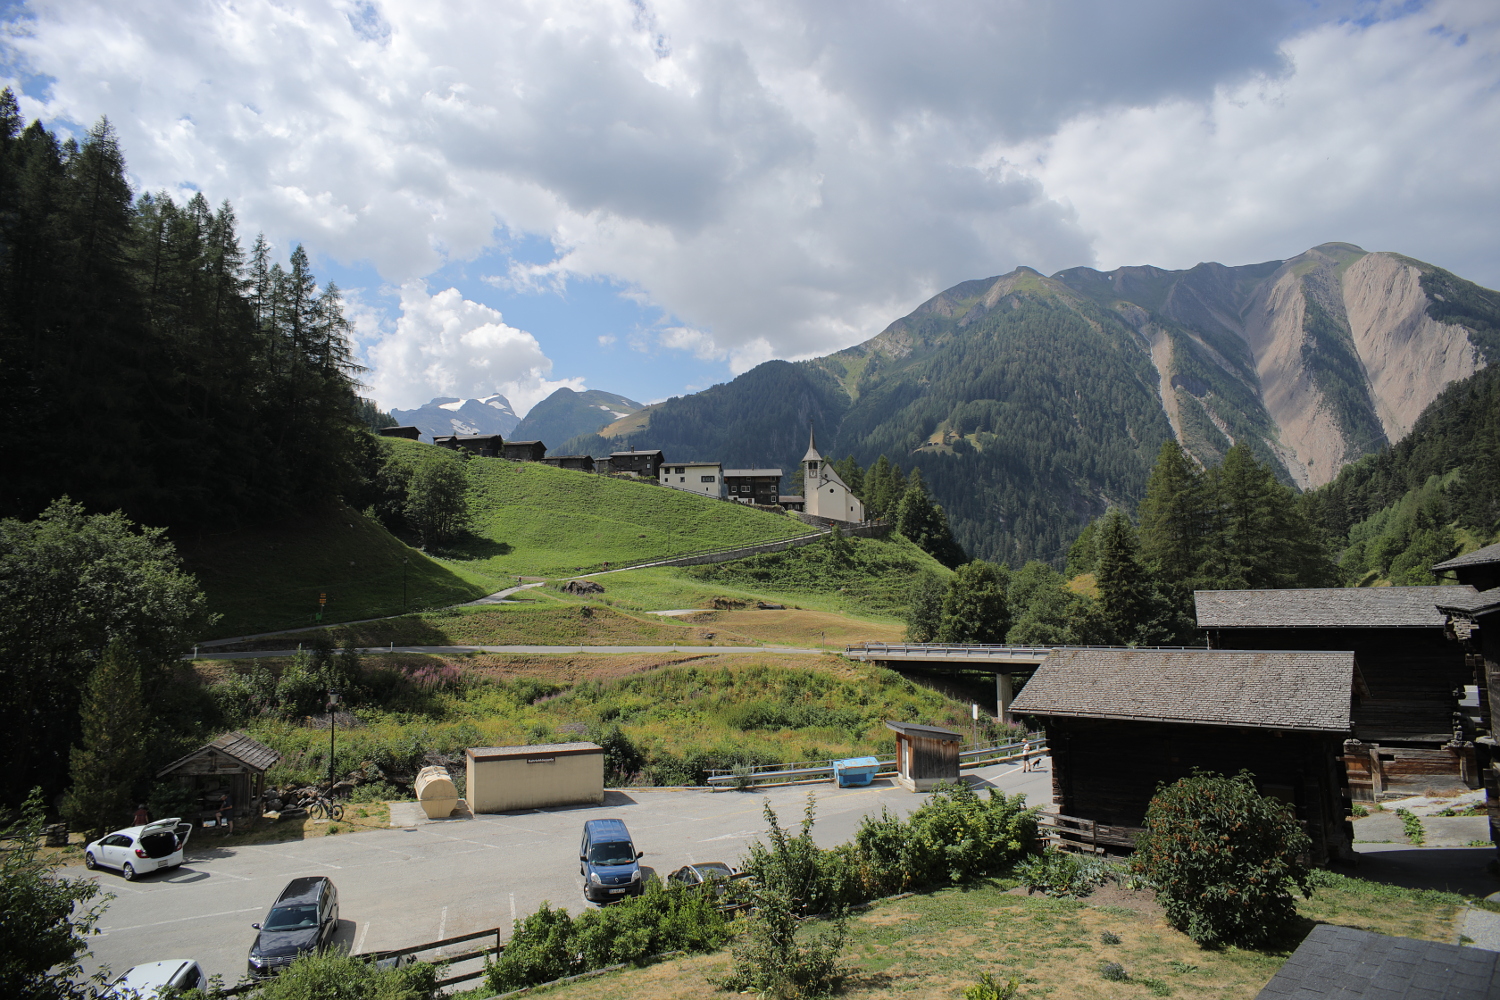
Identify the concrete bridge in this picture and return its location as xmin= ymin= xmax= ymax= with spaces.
xmin=843 ymin=643 xmax=1055 ymax=723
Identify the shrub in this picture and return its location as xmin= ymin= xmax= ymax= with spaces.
xmin=855 ymin=782 xmax=1038 ymax=893
xmin=741 ymin=796 xmax=859 ymax=916
xmin=1396 ymin=808 xmax=1426 ymax=845
xmin=245 ymin=949 xmax=438 ymax=999
xmin=1100 ymin=930 xmax=1121 ymax=945
xmin=1014 ymin=850 xmax=1114 ymax=898
xmin=484 ymin=903 xmax=579 ymax=993
xmin=1130 ymin=770 xmax=1313 ymax=948
xmin=712 ymin=885 xmax=846 ymax=1000
xmin=964 ymin=972 xmax=1020 ymax=1000
xmin=1101 ymin=962 xmax=1128 ymax=982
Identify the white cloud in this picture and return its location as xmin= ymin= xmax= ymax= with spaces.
xmin=3 ymin=0 xmax=1497 ymax=404
xmin=366 ymin=283 xmax=582 ymax=413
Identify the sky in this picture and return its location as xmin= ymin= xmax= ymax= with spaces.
xmin=3 ymin=0 xmax=1498 ymax=416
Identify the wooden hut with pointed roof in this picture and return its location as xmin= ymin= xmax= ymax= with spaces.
xmin=1011 ymin=647 xmax=1357 ymax=862
xmin=1433 ymin=542 xmax=1500 ymax=592
xmin=157 ymin=732 xmax=281 ymax=826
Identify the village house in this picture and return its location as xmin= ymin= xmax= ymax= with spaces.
xmin=376 ymin=425 xmax=421 ymax=440
xmin=502 ymin=440 xmax=547 ymax=462
xmin=433 ymin=433 xmax=505 ymax=457
xmin=1434 ymin=541 xmax=1500 ymax=591
xmin=1011 ymin=647 xmax=1356 ymax=863
xmin=541 ymin=454 xmax=595 ymax=472
xmin=723 ymin=468 xmax=783 ymax=506
xmin=156 ymin=731 xmax=282 ymax=828
xmin=1434 ymin=584 xmax=1500 ymax=852
xmin=659 ymin=462 xmax=724 ymax=498
xmin=1197 ymin=587 xmax=1481 ymax=796
xmin=801 ymin=429 xmax=865 ymax=523
xmin=608 ymin=449 xmax=665 ymax=479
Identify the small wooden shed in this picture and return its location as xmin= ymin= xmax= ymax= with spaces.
xmin=377 ymin=425 xmax=422 ymax=440
xmin=503 ymin=440 xmax=547 ymax=462
xmin=156 ymin=731 xmax=281 ymax=825
xmin=608 ymin=450 xmax=665 ymax=478
xmin=885 ymin=721 xmax=962 ymax=791
xmin=466 ymin=742 xmax=605 ymax=813
xmin=542 ymin=454 xmax=595 ymax=472
xmin=1011 ymin=648 xmax=1357 ymax=863
xmin=434 ymin=433 xmax=505 ymax=457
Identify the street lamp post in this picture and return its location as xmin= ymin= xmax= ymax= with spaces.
xmin=327 ymin=689 xmax=341 ymax=791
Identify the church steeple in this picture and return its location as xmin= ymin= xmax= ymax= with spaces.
xmin=802 ymin=424 xmax=822 ymax=463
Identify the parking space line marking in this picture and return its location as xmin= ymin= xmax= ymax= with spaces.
xmin=510 ymin=893 xmax=516 ymax=924
xmin=98 ymin=906 xmax=262 ymax=935
xmin=356 ymin=922 xmax=371 ymax=954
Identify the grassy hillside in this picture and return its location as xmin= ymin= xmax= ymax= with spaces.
xmin=176 ymin=502 xmax=499 ymax=639
xmin=200 ymin=651 xmax=976 ymax=787
xmin=443 ymin=457 xmax=810 ymax=578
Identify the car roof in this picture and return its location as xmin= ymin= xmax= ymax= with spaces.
xmin=584 ymin=818 xmax=631 ymax=839
xmin=693 ymin=862 xmax=732 ymax=873
xmin=276 ymin=876 xmax=330 ymax=905
xmin=109 ymin=960 xmax=195 ymax=989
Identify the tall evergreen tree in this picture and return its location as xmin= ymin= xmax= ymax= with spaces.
xmin=936 ymin=560 xmax=1011 ymax=643
xmin=832 ymin=455 xmax=864 ymax=497
xmin=1139 ymin=439 xmax=1207 ymax=585
xmin=894 ymin=469 xmax=966 ymax=567
xmin=62 ymin=641 xmax=147 ymax=838
xmin=1095 ymin=508 xmax=1153 ymax=643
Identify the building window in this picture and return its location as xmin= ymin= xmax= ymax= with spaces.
xmin=701 ymin=475 xmax=716 ymax=482
xmin=679 ymin=477 xmax=685 ymax=482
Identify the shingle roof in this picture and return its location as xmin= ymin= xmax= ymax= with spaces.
xmin=885 ymin=721 xmax=962 ymax=740
xmin=157 ymin=731 xmax=281 ymax=777
xmin=1255 ymin=924 xmax=1500 ymax=999
xmin=1010 ymin=648 xmax=1354 ymax=731
xmin=1432 ymin=540 xmax=1500 ymax=572
xmin=722 ymin=469 xmax=784 ymax=477
xmin=1195 ymin=587 xmax=1475 ymax=628
xmin=1437 ymin=586 xmax=1500 ymax=619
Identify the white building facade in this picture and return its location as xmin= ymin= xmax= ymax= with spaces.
xmin=659 ymin=461 xmax=725 ymax=499
xmin=802 ymin=430 xmax=865 ymax=523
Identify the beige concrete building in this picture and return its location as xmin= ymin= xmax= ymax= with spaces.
xmin=802 ymin=429 xmax=866 ymax=522
xmin=465 ymin=742 xmax=605 ymax=813
xmin=659 ymin=461 xmax=724 ymax=498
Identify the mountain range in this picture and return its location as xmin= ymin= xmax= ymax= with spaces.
xmin=390 ymin=392 xmax=520 ymax=441
xmin=511 ymin=388 xmax=644 ymax=447
xmin=560 ymin=243 xmax=1500 ymax=566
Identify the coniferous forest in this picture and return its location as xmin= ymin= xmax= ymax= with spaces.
xmin=0 ymin=92 xmax=370 ymax=530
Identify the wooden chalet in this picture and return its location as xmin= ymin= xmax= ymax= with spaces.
xmin=608 ymin=450 xmax=665 ymax=478
xmin=156 ymin=731 xmax=281 ymax=826
xmin=542 ymin=454 xmax=595 ymax=472
xmin=1197 ymin=588 xmax=1481 ymax=795
xmin=723 ymin=468 xmax=782 ymax=506
xmin=502 ymin=440 xmax=547 ymax=462
xmin=1433 ymin=542 xmax=1500 ymax=592
xmin=884 ymin=721 xmax=961 ymax=791
xmin=377 ymin=425 xmax=421 ymax=440
xmin=1010 ymin=648 xmax=1357 ymax=863
xmin=1434 ymin=586 xmax=1500 ymax=853
xmin=433 ymin=433 xmax=505 ymax=457
xmin=778 ymin=495 xmax=806 ymax=512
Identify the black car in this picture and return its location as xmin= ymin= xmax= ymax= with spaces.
xmin=248 ymin=876 xmax=340 ymax=977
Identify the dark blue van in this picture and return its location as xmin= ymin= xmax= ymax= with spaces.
xmin=580 ymin=818 xmax=643 ymax=902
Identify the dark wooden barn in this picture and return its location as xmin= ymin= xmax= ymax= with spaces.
xmin=157 ymin=731 xmax=281 ymax=827
xmin=1434 ymin=542 xmax=1500 ymax=592
xmin=1197 ymin=588 xmax=1481 ymax=795
xmin=377 ymin=425 xmax=421 ymax=440
xmin=722 ymin=468 xmax=783 ymax=506
xmin=433 ymin=433 xmax=505 ymax=457
xmin=542 ymin=454 xmax=595 ymax=472
xmin=503 ymin=440 xmax=547 ymax=462
xmin=884 ymin=721 xmax=961 ymax=791
xmin=608 ymin=450 xmax=665 ymax=478
xmin=1011 ymin=647 xmax=1356 ymax=863
xmin=1435 ymin=586 xmax=1500 ymax=853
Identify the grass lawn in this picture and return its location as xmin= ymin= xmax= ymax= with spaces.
xmin=175 ymin=502 xmax=500 ymax=639
xmin=439 ymin=457 xmax=811 ymax=578
xmin=516 ymin=872 xmax=1474 ymax=999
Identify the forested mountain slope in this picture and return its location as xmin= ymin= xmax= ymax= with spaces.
xmin=514 ymin=387 xmax=643 ymax=447
xmin=575 ymin=243 xmax=1500 ymax=566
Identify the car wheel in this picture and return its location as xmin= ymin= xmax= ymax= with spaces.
xmin=84 ymin=852 xmax=97 ymax=870
xmin=122 ymin=863 xmax=136 ymax=881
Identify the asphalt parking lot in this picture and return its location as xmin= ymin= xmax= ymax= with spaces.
xmin=72 ymin=761 xmax=1052 ymax=987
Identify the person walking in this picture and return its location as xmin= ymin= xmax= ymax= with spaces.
xmin=132 ymin=804 xmax=149 ymax=826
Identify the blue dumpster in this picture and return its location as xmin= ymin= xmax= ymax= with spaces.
xmin=833 ymin=757 xmax=880 ymax=787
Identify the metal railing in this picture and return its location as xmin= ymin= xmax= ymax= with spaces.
xmin=704 ymin=734 xmax=1047 ymax=787
xmin=845 ymin=642 xmax=1056 ymax=661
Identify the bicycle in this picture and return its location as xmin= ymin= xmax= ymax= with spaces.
xmin=307 ymin=794 xmax=344 ymax=822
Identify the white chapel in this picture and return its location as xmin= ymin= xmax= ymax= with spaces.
xmin=802 ymin=428 xmax=866 ymax=523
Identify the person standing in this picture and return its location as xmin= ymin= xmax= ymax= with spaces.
xmin=132 ymin=804 xmax=149 ymax=826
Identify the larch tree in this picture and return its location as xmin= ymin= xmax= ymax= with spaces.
xmin=1139 ymin=439 xmax=1207 ymax=586
xmin=62 ymin=640 xmax=148 ymax=838
xmin=1094 ymin=508 xmax=1153 ymax=644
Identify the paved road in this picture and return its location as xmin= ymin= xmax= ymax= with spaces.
xmin=192 ymin=644 xmax=827 ymax=660
xmin=72 ymin=762 xmax=1051 ymax=987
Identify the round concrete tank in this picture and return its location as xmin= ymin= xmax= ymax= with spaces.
xmin=415 ymin=765 xmax=459 ymax=819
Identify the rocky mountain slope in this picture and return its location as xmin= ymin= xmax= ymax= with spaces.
xmin=391 ymin=392 xmax=519 ymax=441
xmin=564 ymin=243 xmax=1500 ymax=564
xmin=511 ymin=387 xmax=643 ymax=448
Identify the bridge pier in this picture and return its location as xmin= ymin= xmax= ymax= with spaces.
xmin=997 ymin=672 xmax=1013 ymax=725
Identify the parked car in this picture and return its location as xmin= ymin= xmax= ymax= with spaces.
xmin=666 ymin=861 xmax=736 ymax=895
xmin=101 ymin=959 xmax=204 ymax=999
xmin=580 ymin=818 xmax=644 ymax=903
xmin=247 ymin=876 xmax=341 ymax=977
xmin=84 ymin=818 xmax=192 ymax=881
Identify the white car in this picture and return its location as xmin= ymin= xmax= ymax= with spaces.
xmin=85 ymin=818 xmax=193 ymax=880
xmin=102 ymin=959 xmax=205 ymax=998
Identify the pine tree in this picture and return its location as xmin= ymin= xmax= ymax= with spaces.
xmin=1139 ymin=440 xmax=1207 ymax=586
xmin=62 ymin=641 xmax=147 ymax=838
xmin=937 ymin=560 xmax=1011 ymax=643
xmin=1065 ymin=520 xmax=1099 ymax=578
xmin=895 ymin=469 xmax=966 ymax=567
xmin=832 ymin=455 xmax=864 ymax=497
xmin=1095 ymin=508 xmax=1152 ymax=643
